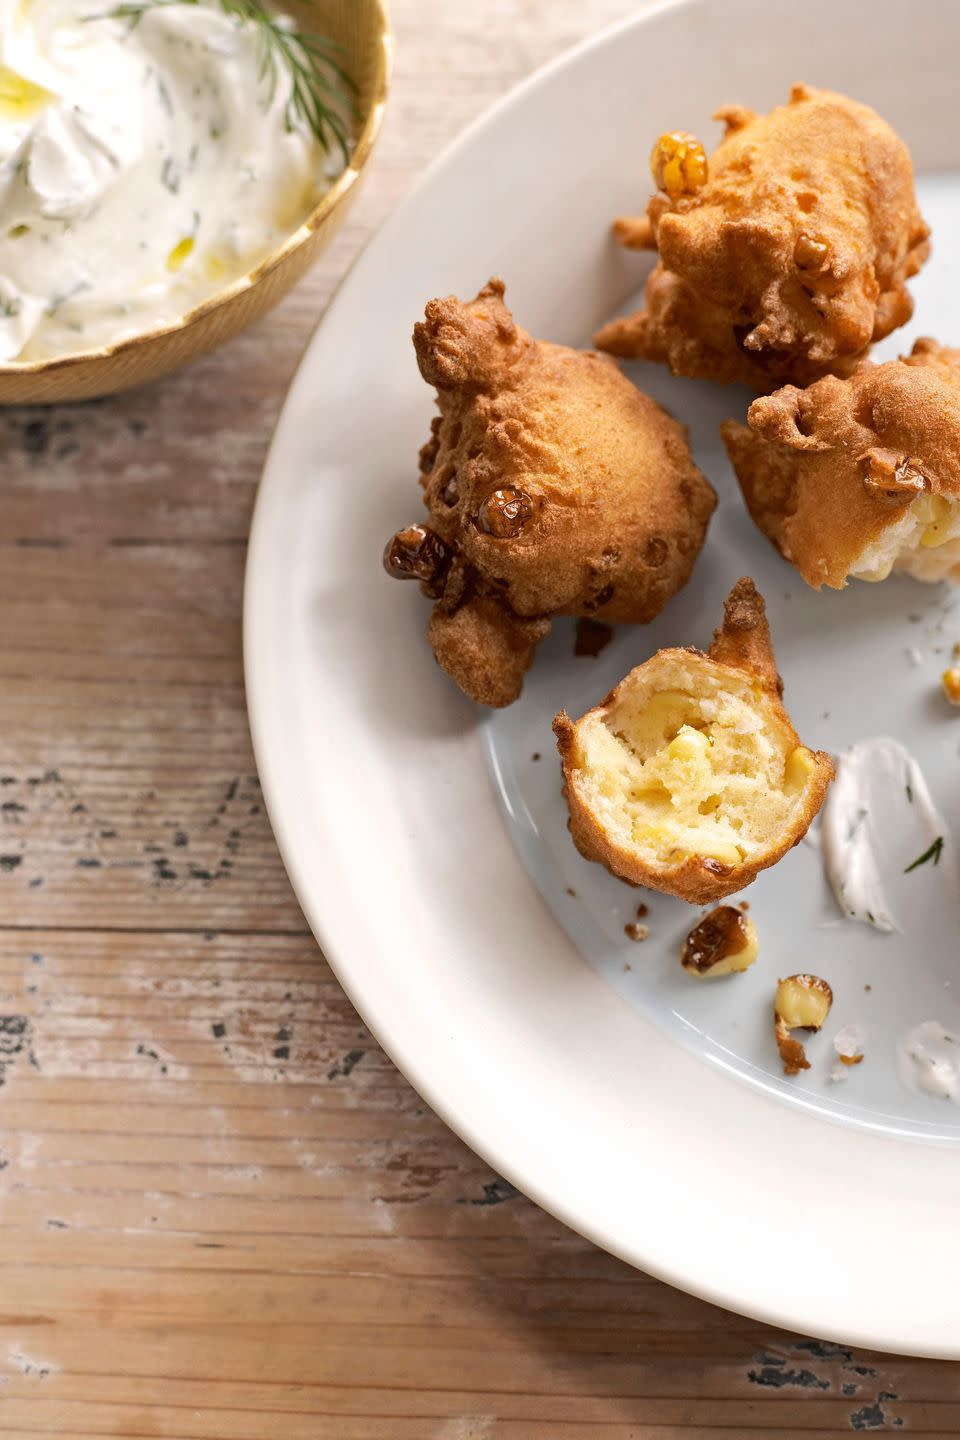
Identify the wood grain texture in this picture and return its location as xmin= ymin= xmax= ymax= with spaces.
xmin=0 ymin=2 xmax=957 ymax=1435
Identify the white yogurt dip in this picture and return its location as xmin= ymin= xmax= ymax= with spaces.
xmin=0 ymin=0 xmax=345 ymax=359
xmin=820 ymin=736 xmax=950 ymax=932
xmin=897 ymin=1020 xmax=960 ymax=1101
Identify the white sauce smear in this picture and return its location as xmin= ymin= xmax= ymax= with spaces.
xmin=0 ymin=0 xmax=346 ymax=359
xmin=820 ymin=736 xmax=950 ymax=932
xmin=897 ymin=1020 xmax=960 ymax=1101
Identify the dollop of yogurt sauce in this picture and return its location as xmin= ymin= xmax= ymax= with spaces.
xmin=820 ymin=736 xmax=950 ymax=932
xmin=897 ymin=1020 xmax=960 ymax=1101
xmin=0 ymin=0 xmax=344 ymax=359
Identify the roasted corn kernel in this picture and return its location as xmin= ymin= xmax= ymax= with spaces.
xmin=793 ymin=232 xmax=829 ymax=271
xmin=776 ymin=973 xmax=832 ymax=1030
xmin=860 ymin=448 xmax=927 ymax=504
xmin=681 ymin=905 xmax=758 ymax=978
xmin=650 ymin=131 xmax=707 ymax=200
xmin=774 ymin=973 xmax=833 ymax=1075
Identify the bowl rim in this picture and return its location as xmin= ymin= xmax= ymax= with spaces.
xmin=0 ymin=0 xmax=393 ymax=379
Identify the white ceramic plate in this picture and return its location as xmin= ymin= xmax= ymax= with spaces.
xmin=245 ymin=0 xmax=960 ymax=1355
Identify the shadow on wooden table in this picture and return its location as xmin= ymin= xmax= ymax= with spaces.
xmin=409 ymin=1178 xmax=927 ymax=1436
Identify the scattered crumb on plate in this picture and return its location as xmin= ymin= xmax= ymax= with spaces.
xmin=574 ymin=618 xmax=614 ymax=658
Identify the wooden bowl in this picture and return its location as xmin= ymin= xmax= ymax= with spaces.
xmin=0 ymin=0 xmax=391 ymax=405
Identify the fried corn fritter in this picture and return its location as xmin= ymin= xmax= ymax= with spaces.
xmin=383 ymin=279 xmax=716 ymax=707
xmin=554 ymin=579 xmax=833 ymax=903
xmin=597 ymin=85 xmax=929 ymax=390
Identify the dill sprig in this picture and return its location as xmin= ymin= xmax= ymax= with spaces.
xmin=904 ymin=835 xmax=944 ymax=873
xmin=91 ymin=0 xmax=355 ymax=164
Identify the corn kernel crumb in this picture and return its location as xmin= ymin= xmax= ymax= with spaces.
xmin=681 ymin=905 xmax=757 ymax=978
xmin=775 ymin=973 xmax=832 ymax=1074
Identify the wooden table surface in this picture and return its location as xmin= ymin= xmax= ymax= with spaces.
xmin=2 ymin=3 xmax=957 ymax=1435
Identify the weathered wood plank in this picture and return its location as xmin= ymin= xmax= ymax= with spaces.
xmin=0 ymin=2 xmax=952 ymax=1436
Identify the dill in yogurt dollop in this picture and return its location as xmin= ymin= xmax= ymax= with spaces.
xmin=0 ymin=0 xmax=352 ymax=360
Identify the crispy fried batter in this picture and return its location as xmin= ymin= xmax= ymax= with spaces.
xmin=722 ymin=338 xmax=960 ymax=589
xmin=553 ymin=579 xmax=834 ymax=904
xmin=383 ymin=279 xmax=717 ymax=707
xmin=597 ymin=85 xmax=929 ymax=390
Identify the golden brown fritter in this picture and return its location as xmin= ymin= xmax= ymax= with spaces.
xmin=722 ymin=338 xmax=960 ymax=589
xmin=596 ymin=85 xmax=929 ymax=390
xmin=553 ymin=579 xmax=833 ymax=905
xmin=383 ymin=279 xmax=716 ymax=707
